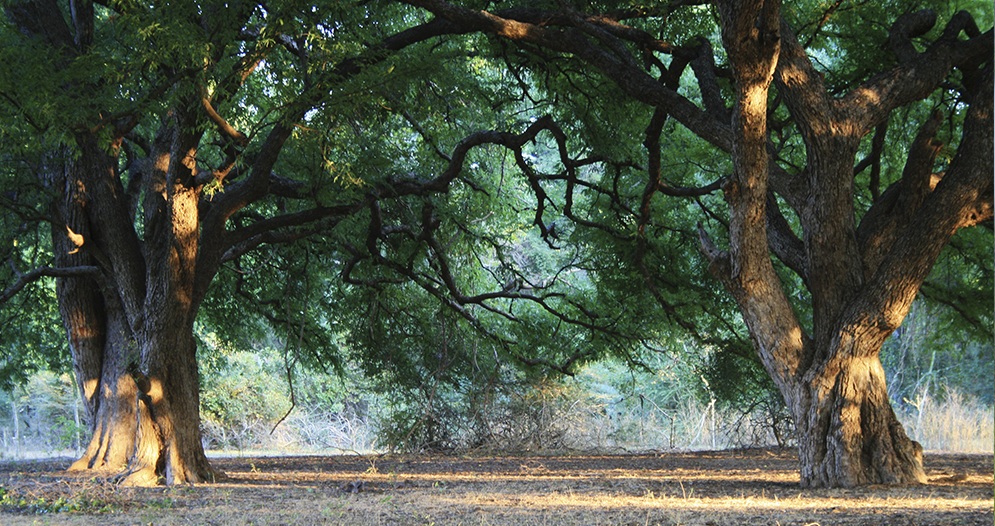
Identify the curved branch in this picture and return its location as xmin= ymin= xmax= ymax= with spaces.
xmin=844 ymin=12 xmax=992 ymax=135
xmin=773 ymin=19 xmax=832 ymax=149
xmin=403 ymin=0 xmax=733 ymax=151
xmin=766 ymin=192 xmax=808 ymax=283
xmin=688 ymin=37 xmax=729 ymax=121
xmin=886 ymin=10 xmax=936 ymax=63
xmin=201 ymin=94 xmax=248 ymax=146
xmin=1 ymin=264 xmax=101 ymax=306
xmin=220 ymin=203 xmax=366 ymax=264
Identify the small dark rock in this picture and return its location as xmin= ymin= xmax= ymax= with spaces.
xmin=341 ymin=480 xmax=365 ymax=494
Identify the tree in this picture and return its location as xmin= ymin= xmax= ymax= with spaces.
xmin=396 ymin=0 xmax=993 ymax=487
xmin=0 ymin=0 xmax=467 ymax=484
xmin=0 ymin=0 xmax=632 ymax=485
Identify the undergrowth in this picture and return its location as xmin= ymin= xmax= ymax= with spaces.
xmin=0 ymin=480 xmax=177 ymax=515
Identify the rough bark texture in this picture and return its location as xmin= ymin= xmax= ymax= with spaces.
xmin=797 ymin=353 xmax=925 ymax=487
xmin=68 ymin=304 xmax=138 ymax=473
xmin=47 ymin=146 xmax=137 ymax=474
xmin=50 ymin=151 xmax=105 ymax=421
xmin=118 ymin=124 xmax=220 ymax=485
xmin=122 ymin=326 xmax=218 ymax=485
xmin=706 ymin=3 xmax=991 ymax=488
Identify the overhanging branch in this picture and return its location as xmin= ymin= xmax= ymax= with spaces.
xmin=1 ymin=263 xmax=101 ymax=306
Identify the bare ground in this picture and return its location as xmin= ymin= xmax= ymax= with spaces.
xmin=0 ymin=449 xmax=990 ymax=525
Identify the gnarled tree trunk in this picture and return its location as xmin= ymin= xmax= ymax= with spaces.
xmin=53 ymin=122 xmax=224 ymax=485
xmin=122 ymin=324 xmax=218 ymax=485
xmin=50 ymin=146 xmax=139 ymax=474
xmin=796 ymin=351 xmax=925 ymax=487
xmin=701 ymin=1 xmax=992 ymax=488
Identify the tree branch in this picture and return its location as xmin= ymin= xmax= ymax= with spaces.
xmin=197 ymin=16 xmax=466 ymax=287
xmin=765 ymin=192 xmax=808 ymax=283
xmin=4 ymin=0 xmax=75 ymax=51
xmin=220 ymin=203 xmax=366 ymax=265
xmin=402 ymin=0 xmax=733 ymax=151
xmin=844 ymin=11 xmax=992 ymax=135
xmin=1 ymin=263 xmax=101 ymax=306
xmin=844 ymin=63 xmax=993 ymax=350
xmin=857 ymin=111 xmax=944 ymax=278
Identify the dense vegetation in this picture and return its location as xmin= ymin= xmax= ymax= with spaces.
xmin=0 ymin=0 xmax=991 ymax=488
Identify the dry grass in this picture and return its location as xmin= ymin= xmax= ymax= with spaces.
xmin=899 ymin=389 xmax=995 ymax=454
xmin=0 ymin=449 xmax=990 ymax=525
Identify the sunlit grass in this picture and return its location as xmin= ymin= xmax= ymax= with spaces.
xmin=899 ymin=388 xmax=995 ymax=454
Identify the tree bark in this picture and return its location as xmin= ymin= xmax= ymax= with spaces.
xmin=45 ymin=145 xmax=136 ymax=473
xmin=50 ymin=149 xmax=105 ymax=422
xmin=796 ymin=350 xmax=924 ymax=487
xmin=67 ymin=302 xmax=138 ymax=473
xmin=117 ymin=119 xmax=222 ymax=485
xmin=126 ymin=144 xmax=217 ymax=484
xmin=121 ymin=323 xmax=218 ymax=485
xmin=55 ymin=122 xmax=223 ymax=485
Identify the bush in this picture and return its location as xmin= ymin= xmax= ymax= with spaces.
xmin=199 ymin=350 xmax=292 ymax=450
xmin=0 ymin=371 xmax=86 ymax=456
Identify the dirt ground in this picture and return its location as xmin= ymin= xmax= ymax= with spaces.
xmin=0 ymin=448 xmax=991 ymax=525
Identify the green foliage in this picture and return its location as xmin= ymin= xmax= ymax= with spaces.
xmin=0 ymin=486 xmax=119 ymax=515
xmin=199 ymin=347 xmax=291 ymax=449
xmin=0 ymin=281 xmax=67 ymax=391
xmin=0 ymin=166 xmax=67 ymax=389
xmin=0 ymin=371 xmax=85 ymax=453
xmin=0 ymin=0 xmax=990 ymax=461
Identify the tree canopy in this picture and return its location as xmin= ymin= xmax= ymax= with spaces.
xmin=0 ymin=0 xmax=990 ymax=488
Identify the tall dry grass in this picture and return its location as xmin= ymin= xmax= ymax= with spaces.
xmin=2 ymin=372 xmax=990 ymax=459
xmin=476 ymin=381 xmax=994 ymax=455
xmin=897 ymin=387 xmax=995 ymax=454
xmin=482 ymin=385 xmax=784 ymax=453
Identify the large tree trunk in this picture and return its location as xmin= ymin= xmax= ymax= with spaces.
xmin=795 ymin=351 xmax=925 ymax=487
xmin=66 ymin=306 xmax=218 ymax=484
xmin=122 ymin=323 xmax=218 ymax=485
xmin=50 ymin=149 xmax=105 ymax=422
xmin=50 ymin=146 xmax=139 ymax=473
xmin=118 ymin=124 xmax=221 ymax=486
xmin=53 ymin=123 xmax=223 ymax=485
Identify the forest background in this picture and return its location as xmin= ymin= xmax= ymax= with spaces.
xmin=2 ymin=286 xmax=991 ymax=459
